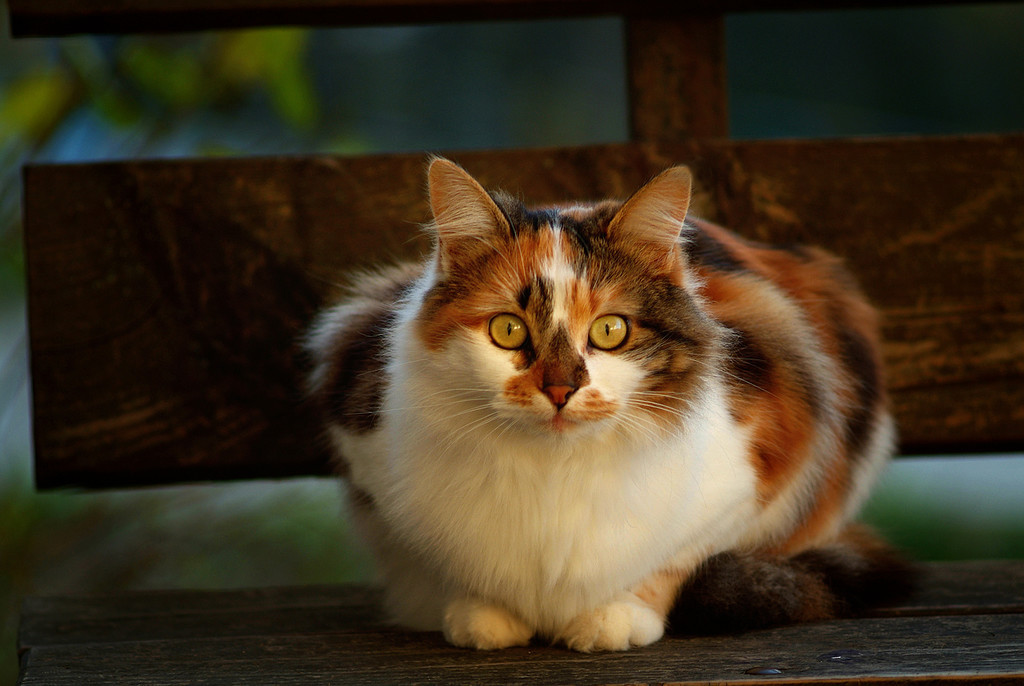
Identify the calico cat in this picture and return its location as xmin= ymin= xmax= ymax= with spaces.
xmin=305 ymin=158 xmax=913 ymax=652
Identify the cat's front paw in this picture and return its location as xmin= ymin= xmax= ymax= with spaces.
xmin=443 ymin=597 xmax=534 ymax=650
xmin=560 ymin=595 xmax=664 ymax=652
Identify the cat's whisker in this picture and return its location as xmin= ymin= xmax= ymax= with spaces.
xmin=354 ymin=388 xmax=487 ymax=417
xmin=613 ymin=412 xmax=674 ymax=450
xmin=685 ymin=355 xmax=780 ymax=399
xmin=432 ymin=411 xmax=507 ymax=456
xmin=626 ymin=396 xmax=690 ymax=414
xmin=478 ymin=415 xmax=520 ymax=449
xmin=626 ymin=392 xmax=697 ymax=416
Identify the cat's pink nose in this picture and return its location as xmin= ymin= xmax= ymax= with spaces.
xmin=543 ymin=385 xmax=575 ymax=410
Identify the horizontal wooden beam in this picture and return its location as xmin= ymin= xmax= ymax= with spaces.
xmin=18 ymin=561 xmax=1024 ymax=650
xmin=23 ymin=136 xmax=1024 ymax=487
xmin=16 ymin=562 xmax=1024 ymax=683
xmin=7 ymin=0 xmax=1003 ymax=37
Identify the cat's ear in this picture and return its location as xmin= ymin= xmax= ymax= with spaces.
xmin=608 ymin=165 xmax=692 ymax=278
xmin=427 ymin=158 xmax=511 ymax=271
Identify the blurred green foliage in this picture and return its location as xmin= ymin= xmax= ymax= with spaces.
xmin=115 ymin=29 xmax=319 ymax=128
xmin=217 ymin=29 xmax=319 ymax=129
xmin=862 ymin=459 xmax=1024 ymax=561
xmin=0 ymin=68 xmax=76 ymax=144
xmin=866 ymin=496 xmax=1024 ymax=561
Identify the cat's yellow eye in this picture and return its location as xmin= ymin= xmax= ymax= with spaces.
xmin=589 ymin=315 xmax=628 ymax=350
xmin=489 ymin=313 xmax=529 ymax=350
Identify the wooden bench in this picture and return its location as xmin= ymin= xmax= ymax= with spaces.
xmin=12 ymin=1 xmax=1024 ymax=683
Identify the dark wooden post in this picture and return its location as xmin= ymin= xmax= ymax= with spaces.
xmin=624 ymin=12 xmax=729 ymax=141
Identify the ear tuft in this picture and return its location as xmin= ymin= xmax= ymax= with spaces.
xmin=609 ymin=165 xmax=693 ymax=252
xmin=427 ymin=158 xmax=509 ymax=255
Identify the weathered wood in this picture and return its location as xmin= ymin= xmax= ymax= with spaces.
xmin=19 ymin=616 xmax=1024 ymax=685
xmin=18 ymin=562 xmax=1024 ymax=650
xmin=625 ymin=13 xmax=729 ymax=140
xmin=7 ymin=0 xmax=1006 ymax=37
xmin=18 ymin=586 xmax=387 ymax=649
xmin=876 ymin=560 xmax=1024 ymax=617
xmin=24 ymin=137 xmax=1024 ymax=488
xmin=23 ymin=154 xmax=441 ymax=487
xmin=16 ymin=562 xmax=1024 ymax=685
xmin=695 ymin=136 xmax=1024 ymax=454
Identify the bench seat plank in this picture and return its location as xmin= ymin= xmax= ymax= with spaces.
xmin=17 ymin=561 xmax=1024 ymax=685
xmin=17 ymin=617 xmax=1024 ymax=686
xmin=24 ymin=137 xmax=1024 ymax=488
xmin=18 ymin=561 xmax=1024 ymax=649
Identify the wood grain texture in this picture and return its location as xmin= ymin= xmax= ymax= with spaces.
xmin=16 ymin=562 xmax=1024 ymax=685
xmin=19 ymin=617 xmax=1024 ymax=685
xmin=24 ymin=137 xmax=1024 ymax=487
xmin=695 ymin=136 xmax=1024 ymax=454
xmin=7 ymin=0 xmax=1004 ymax=37
xmin=18 ymin=561 xmax=1024 ymax=649
xmin=625 ymin=13 xmax=729 ymax=140
xmin=875 ymin=560 xmax=1024 ymax=617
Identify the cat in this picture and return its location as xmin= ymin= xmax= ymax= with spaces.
xmin=304 ymin=157 xmax=914 ymax=652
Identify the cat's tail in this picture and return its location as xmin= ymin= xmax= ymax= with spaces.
xmin=667 ymin=524 xmax=917 ymax=635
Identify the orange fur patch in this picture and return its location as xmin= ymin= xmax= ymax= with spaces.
xmin=693 ymin=218 xmax=886 ymax=552
xmin=633 ymin=567 xmax=690 ymax=618
xmin=699 ymin=271 xmax=818 ymax=499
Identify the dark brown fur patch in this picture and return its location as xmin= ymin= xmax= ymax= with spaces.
xmin=836 ymin=321 xmax=884 ymax=458
xmin=686 ymin=222 xmax=748 ymax=273
xmin=669 ymin=551 xmax=834 ymax=634
xmin=668 ymin=526 xmax=916 ymax=635
xmin=312 ymin=266 xmax=420 ymax=433
xmin=540 ymin=327 xmax=589 ymax=390
xmin=322 ymin=306 xmax=391 ymax=432
xmin=724 ymin=328 xmax=773 ymax=401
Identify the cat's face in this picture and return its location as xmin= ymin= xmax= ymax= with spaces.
xmin=413 ymin=160 xmax=723 ymax=442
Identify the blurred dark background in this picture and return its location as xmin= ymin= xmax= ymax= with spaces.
xmin=2 ymin=4 xmax=1023 ymax=683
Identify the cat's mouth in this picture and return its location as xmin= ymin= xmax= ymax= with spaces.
xmin=544 ymin=405 xmax=614 ymax=434
xmin=502 ymin=386 xmax=618 ymax=436
xmin=548 ymin=413 xmax=575 ymax=433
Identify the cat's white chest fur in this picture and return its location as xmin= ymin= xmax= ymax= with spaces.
xmin=339 ymin=327 xmax=758 ymax=636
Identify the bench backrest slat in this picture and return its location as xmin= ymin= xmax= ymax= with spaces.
xmin=25 ymin=137 xmax=1024 ymax=488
